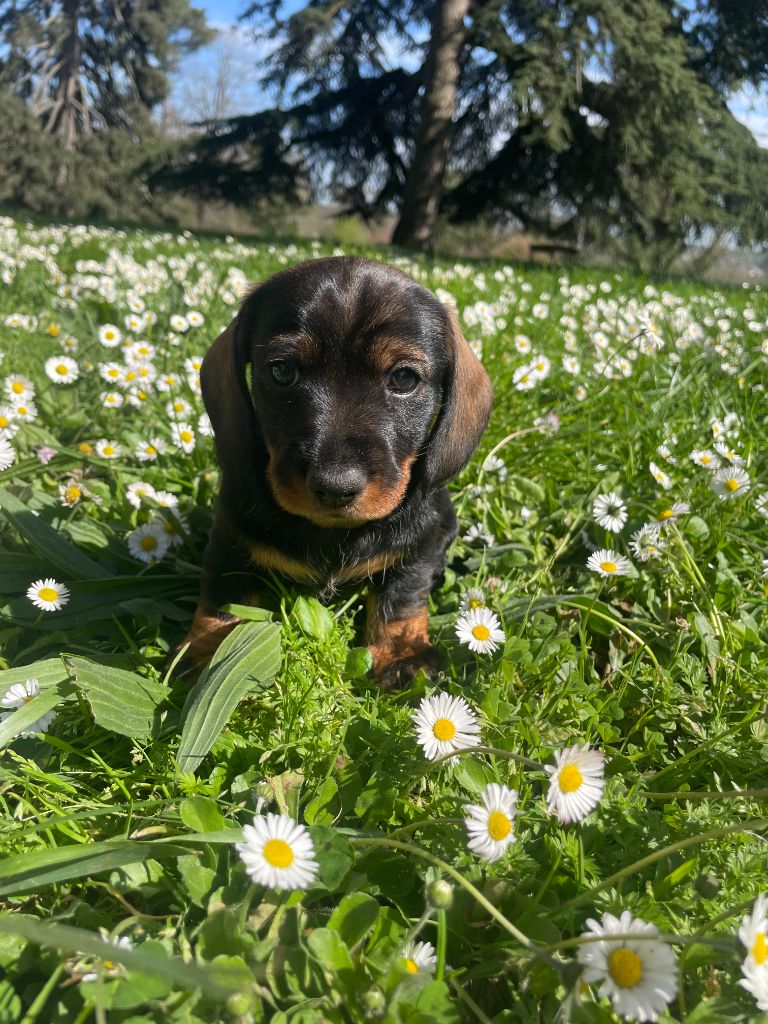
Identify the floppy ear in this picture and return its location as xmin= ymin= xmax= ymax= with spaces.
xmin=200 ymin=309 xmax=261 ymax=478
xmin=419 ymin=306 xmax=494 ymax=489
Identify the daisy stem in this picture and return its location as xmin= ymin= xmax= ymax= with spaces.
xmin=352 ymin=836 xmax=561 ymax=971
xmin=669 ymin=526 xmax=726 ymax=641
xmin=19 ymin=963 xmax=66 ymax=1024
xmin=430 ymin=745 xmax=546 ymax=771
xmin=238 ymin=884 xmax=257 ymax=931
xmin=436 ymin=909 xmax=447 ymax=982
xmin=559 ymin=602 xmax=661 ymax=670
xmin=643 ymin=787 xmax=768 ymax=800
xmin=540 ymin=931 xmax=737 ymax=955
xmin=559 ymin=817 xmax=768 ymax=913
xmin=450 ymin=976 xmax=497 ymax=1024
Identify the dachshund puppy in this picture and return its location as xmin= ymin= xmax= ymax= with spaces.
xmin=182 ymin=256 xmax=493 ymax=687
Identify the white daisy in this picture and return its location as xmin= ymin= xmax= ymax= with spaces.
xmin=0 ymin=438 xmax=15 ymax=471
xmin=27 ymin=578 xmax=70 ymax=612
xmin=98 ymin=324 xmax=122 ymax=347
xmin=100 ymin=391 xmax=124 ymax=408
xmin=586 ymin=549 xmax=632 ymax=578
xmin=171 ymin=422 xmax=196 ymax=454
xmin=95 ymin=438 xmax=121 ymax=460
xmin=655 ymin=502 xmax=690 ymax=525
xmin=738 ymin=893 xmax=768 ymax=970
xmin=755 ymin=492 xmax=768 ymax=517
xmin=401 ymin=940 xmax=437 ymax=975
xmin=455 ymin=607 xmax=505 ymax=654
xmin=127 ymin=523 xmax=171 ymax=564
xmin=0 ymin=678 xmax=56 ymax=736
xmin=649 ymin=461 xmax=672 ymax=490
xmin=11 ymin=401 xmax=37 ymax=423
xmin=577 ymin=910 xmax=677 ymax=1022
xmin=197 ymin=413 xmax=214 ymax=438
xmin=464 ymin=783 xmax=519 ymax=862
xmin=44 ymin=356 xmax=79 ymax=384
xmin=710 ymin=466 xmax=750 ymax=499
xmin=80 ymin=933 xmax=133 ymax=983
xmin=592 ymin=491 xmax=628 ymax=533
xmin=152 ymin=489 xmax=179 ymax=509
xmin=412 ymin=692 xmax=481 ymax=761
xmin=0 ymin=405 xmax=18 ymax=439
xmin=236 ymin=812 xmax=319 ymax=891
xmin=125 ymin=481 xmax=157 ymax=509
xmin=4 ymin=374 xmax=34 ymax=401
xmin=546 ymin=744 xmax=604 ymax=824
xmin=59 ymin=480 xmax=85 ymax=507
xmin=689 ymin=449 xmax=720 ymax=470
xmin=740 ymin=959 xmax=768 ymax=1012
xmin=630 ymin=525 xmax=665 ymax=562
xmin=459 ymin=587 xmax=487 ymax=613
xmin=762 ymin=558 xmax=768 ymax=579
xmin=135 ymin=437 xmax=167 ymax=463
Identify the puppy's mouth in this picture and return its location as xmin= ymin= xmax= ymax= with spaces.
xmin=265 ymin=453 xmax=415 ymax=528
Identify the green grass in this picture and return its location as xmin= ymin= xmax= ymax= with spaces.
xmin=0 ymin=215 xmax=767 ymax=1023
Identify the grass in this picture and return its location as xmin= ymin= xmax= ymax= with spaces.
xmin=0 ymin=214 xmax=767 ymax=1023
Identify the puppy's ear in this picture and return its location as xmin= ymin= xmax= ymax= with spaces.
xmin=200 ymin=306 xmax=261 ymax=477
xmin=419 ymin=305 xmax=494 ymax=489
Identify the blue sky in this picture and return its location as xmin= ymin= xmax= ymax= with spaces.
xmin=177 ymin=1 xmax=767 ymax=145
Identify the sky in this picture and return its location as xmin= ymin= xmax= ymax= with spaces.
xmin=173 ymin=1 xmax=768 ymax=146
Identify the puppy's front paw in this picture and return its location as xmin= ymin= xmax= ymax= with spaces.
xmin=371 ymin=644 xmax=443 ymax=691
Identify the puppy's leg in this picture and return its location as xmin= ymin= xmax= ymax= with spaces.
xmin=366 ymin=492 xmax=457 ymax=689
xmin=176 ymin=519 xmax=260 ymax=679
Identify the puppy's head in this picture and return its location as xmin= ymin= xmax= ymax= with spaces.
xmin=201 ymin=257 xmax=493 ymax=528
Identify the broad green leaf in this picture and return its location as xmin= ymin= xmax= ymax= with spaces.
xmin=453 ymin=756 xmax=497 ymax=794
xmin=303 ymin=777 xmax=338 ymax=826
xmin=292 ymin=596 xmax=333 ymax=640
xmin=221 ymin=603 xmax=273 ymax=621
xmin=180 ymin=795 xmax=226 ymax=833
xmin=0 ymin=840 xmax=189 ymax=896
xmin=328 ymin=893 xmax=379 ymax=949
xmin=176 ymin=855 xmax=217 ymax=908
xmin=306 ymin=929 xmax=355 ymax=995
xmin=0 ymin=683 xmax=72 ymax=747
xmin=0 ymin=917 xmax=239 ymax=996
xmin=0 ymin=978 xmax=21 ymax=1023
xmin=0 ymin=658 xmax=68 ymax=689
xmin=0 ymin=486 xmax=110 ymax=579
xmin=177 ymin=621 xmax=281 ymax=776
xmin=309 ymin=826 xmax=353 ymax=891
xmin=66 ymin=657 xmax=168 ymax=739
xmin=0 ymin=552 xmax=49 ymax=590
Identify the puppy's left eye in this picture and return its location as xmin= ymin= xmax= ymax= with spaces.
xmin=388 ymin=367 xmax=420 ymax=394
xmin=270 ymin=360 xmax=299 ymax=387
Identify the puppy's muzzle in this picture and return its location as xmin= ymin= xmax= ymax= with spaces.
xmin=306 ymin=462 xmax=367 ymax=508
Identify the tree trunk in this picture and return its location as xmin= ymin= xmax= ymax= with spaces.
xmin=50 ymin=0 xmax=82 ymax=187
xmin=391 ymin=0 xmax=469 ymax=251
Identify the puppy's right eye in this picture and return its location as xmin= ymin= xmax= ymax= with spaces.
xmin=270 ymin=360 xmax=299 ymax=387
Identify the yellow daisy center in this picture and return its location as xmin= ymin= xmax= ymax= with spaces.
xmin=12 ymin=382 xmax=23 ymax=393
xmin=103 ymin=960 xmax=115 ymax=970
xmin=700 ymin=455 xmax=710 ymax=464
xmin=38 ymin=587 xmax=59 ymax=603
xmin=558 ymin=764 xmax=583 ymax=793
xmin=433 ymin=718 xmax=456 ymax=742
xmin=405 ymin=958 xmax=419 ymax=974
xmin=658 ymin=509 xmax=674 ymax=520
xmin=79 ymin=443 xmax=93 ymax=454
xmin=0 ymin=416 xmax=8 ymax=428
xmin=102 ymin=446 xmax=115 ymax=456
xmin=753 ymin=932 xmax=768 ymax=965
xmin=468 ymin=598 xmax=483 ymax=609
xmin=180 ymin=431 xmax=193 ymax=443
xmin=65 ymin=487 xmax=81 ymax=503
xmin=104 ymin=331 xmax=115 ymax=340
xmin=124 ymin=370 xmax=136 ymax=382
xmin=56 ymin=364 xmax=68 ymax=375
xmin=724 ymin=478 xmax=739 ymax=492
xmin=263 ymin=838 xmax=294 ymax=868
xmin=140 ymin=536 xmax=158 ymax=552
xmin=487 ymin=810 xmax=511 ymax=841
xmin=145 ymin=445 xmax=156 ymax=455
xmin=16 ymin=406 xmax=28 ymax=416
xmin=600 ymin=561 xmax=617 ymax=574
xmin=472 ymin=624 xmax=491 ymax=641
xmin=607 ymin=947 xmax=643 ymax=989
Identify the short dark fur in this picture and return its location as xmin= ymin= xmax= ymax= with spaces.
xmin=182 ymin=256 xmax=493 ymax=687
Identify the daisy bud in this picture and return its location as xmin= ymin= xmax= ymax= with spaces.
xmin=360 ymin=986 xmax=387 ymax=1018
xmin=426 ymin=879 xmax=454 ymax=910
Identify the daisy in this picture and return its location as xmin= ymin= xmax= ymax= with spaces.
xmin=44 ymin=356 xmax=79 ymax=384
xmin=738 ymin=893 xmax=768 ymax=969
xmin=154 ymin=509 xmax=189 ymax=548
xmin=577 ymin=910 xmax=677 ymax=1022
xmin=0 ymin=405 xmax=18 ymax=439
xmin=95 ymin=438 xmax=121 ymax=460
xmin=546 ymin=744 xmax=604 ymax=824
xmin=4 ymin=374 xmax=34 ymax=401
xmin=167 ymin=397 xmax=193 ymax=419
xmin=100 ymin=391 xmax=124 ymax=408
xmin=740 ymin=959 xmax=768 ymax=1013
xmin=402 ymin=940 xmax=437 ymax=975
xmin=455 ymin=607 xmax=505 ymax=654
xmin=513 ymin=365 xmax=537 ymax=391
xmin=0 ymin=438 xmax=15 ymax=471
xmin=459 ymin=587 xmax=487 ymax=613
xmin=187 ymin=311 xmax=205 ymax=327
xmin=135 ymin=437 xmax=167 ymax=463
xmin=592 ymin=491 xmax=628 ymax=533
xmin=0 ymin=678 xmax=56 ymax=736
xmin=630 ymin=525 xmax=665 ymax=562
xmin=514 ymin=334 xmax=532 ymax=354
xmin=59 ymin=480 xmax=85 ymax=507
xmin=464 ymin=783 xmax=519 ymax=862
xmin=655 ymin=501 xmax=689 ymax=525
xmin=689 ymin=450 xmax=720 ymax=470
xmin=412 ymin=692 xmax=481 ymax=761
xmin=98 ymin=324 xmax=122 ymax=347
xmin=710 ymin=466 xmax=750 ymax=499
xmin=125 ymin=481 xmax=157 ymax=509
xmin=586 ymin=549 xmax=632 ymax=578
xmin=170 ymin=313 xmax=189 ymax=332
xmin=11 ymin=401 xmax=37 ymax=423
xmin=713 ymin=440 xmax=745 ymax=466
xmin=152 ymin=489 xmax=179 ymax=509
xmin=27 ymin=578 xmax=70 ymax=611
xmin=127 ymin=523 xmax=171 ymax=564
xmin=762 ymin=558 xmax=768 ymax=579
xmin=80 ymin=933 xmax=133 ymax=983
xmin=755 ymin=492 xmax=768 ymax=517
xmin=236 ymin=812 xmax=319 ymax=891
xmin=171 ymin=422 xmax=196 ymax=454
xmin=197 ymin=413 xmax=213 ymax=438
xmin=649 ymin=462 xmax=672 ymax=490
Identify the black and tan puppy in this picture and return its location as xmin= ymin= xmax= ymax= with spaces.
xmin=182 ymin=256 xmax=493 ymax=687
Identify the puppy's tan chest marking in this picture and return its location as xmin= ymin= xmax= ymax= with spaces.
xmin=247 ymin=542 xmax=404 ymax=586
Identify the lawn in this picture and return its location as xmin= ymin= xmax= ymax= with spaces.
xmin=0 ymin=215 xmax=767 ymax=1024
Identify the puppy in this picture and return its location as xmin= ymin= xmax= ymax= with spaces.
xmin=182 ymin=256 xmax=493 ymax=687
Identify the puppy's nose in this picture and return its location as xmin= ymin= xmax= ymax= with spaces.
xmin=307 ymin=465 xmax=367 ymax=507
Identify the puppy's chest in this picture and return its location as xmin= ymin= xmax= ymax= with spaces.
xmin=246 ymin=539 xmax=404 ymax=594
